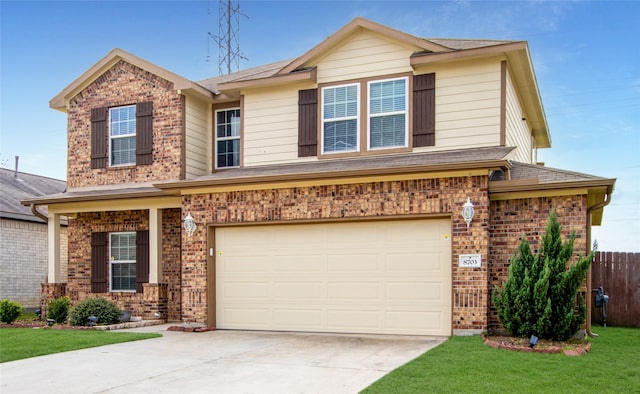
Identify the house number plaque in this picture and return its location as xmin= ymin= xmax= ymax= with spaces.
xmin=459 ymin=254 xmax=482 ymax=268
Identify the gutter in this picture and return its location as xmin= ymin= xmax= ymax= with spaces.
xmin=585 ymin=183 xmax=614 ymax=338
xmin=31 ymin=204 xmax=49 ymax=223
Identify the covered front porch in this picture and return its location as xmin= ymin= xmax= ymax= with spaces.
xmin=25 ymin=189 xmax=183 ymax=322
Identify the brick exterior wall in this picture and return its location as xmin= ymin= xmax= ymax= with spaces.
xmin=181 ymin=176 xmax=491 ymax=331
xmin=0 ymin=218 xmax=68 ymax=308
xmin=488 ymin=195 xmax=589 ymax=329
xmin=61 ymin=209 xmax=181 ymax=320
xmin=66 ymin=60 xmax=184 ymax=188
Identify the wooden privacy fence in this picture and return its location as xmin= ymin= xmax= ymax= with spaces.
xmin=590 ymin=252 xmax=640 ymax=328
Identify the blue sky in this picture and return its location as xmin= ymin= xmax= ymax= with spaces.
xmin=1 ymin=1 xmax=638 ymax=251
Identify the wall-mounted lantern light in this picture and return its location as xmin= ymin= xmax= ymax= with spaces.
xmin=183 ymin=212 xmax=197 ymax=237
xmin=462 ymin=198 xmax=475 ymax=229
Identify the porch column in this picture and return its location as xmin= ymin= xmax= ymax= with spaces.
xmin=47 ymin=212 xmax=61 ymax=283
xmin=149 ymin=208 xmax=162 ymax=284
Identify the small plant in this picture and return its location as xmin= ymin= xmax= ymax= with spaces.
xmin=48 ymin=296 xmax=71 ymax=324
xmin=0 ymin=299 xmax=23 ymax=324
xmin=69 ymin=297 xmax=121 ymax=326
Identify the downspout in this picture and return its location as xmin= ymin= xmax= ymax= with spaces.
xmin=31 ymin=204 xmax=48 ymax=223
xmin=585 ymin=185 xmax=613 ymax=338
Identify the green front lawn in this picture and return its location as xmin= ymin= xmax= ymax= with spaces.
xmin=0 ymin=328 xmax=161 ymax=363
xmin=363 ymin=327 xmax=640 ymax=393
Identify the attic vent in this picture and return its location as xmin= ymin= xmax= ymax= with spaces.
xmin=489 ymin=169 xmax=506 ymax=182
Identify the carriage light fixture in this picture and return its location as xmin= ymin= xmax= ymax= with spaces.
xmin=462 ymin=198 xmax=475 ymax=229
xmin=183 ymin=212 xmax=197 ymax=237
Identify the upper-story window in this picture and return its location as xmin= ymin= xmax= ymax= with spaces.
xmin=298 ymin=73 xmax=434 ymax=158
xmin=109 ymin=232 xmax=136 ymax=292
xmin=320 ymin=77 xmax=408 ymax=154
xmin=216 ymin=108 xmax=240 ymax=168
xmin=322 ymin=83 xmax=359 ymax=154
xmin=109 ymin=105 xmax=136 ymax=166
xmin=368 ymin=77 xmax=408 ymax=149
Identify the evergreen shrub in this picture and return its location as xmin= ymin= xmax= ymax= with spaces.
xmin=48 ymin=296 xmax=71 ymax=324
xmin=0 ymin=299 xmax=22 ymax=324
xmin=69 ymin=297 xmax=121 ymax=326
xmin=493 ymin=211 xmax=592 ymax=341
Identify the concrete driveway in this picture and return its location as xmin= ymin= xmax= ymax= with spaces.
xmin=1 ymin=324 xmax=445 ymax=393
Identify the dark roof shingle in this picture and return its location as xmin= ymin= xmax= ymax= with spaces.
xmin=0 ymin=168 xmax=66 ymax=222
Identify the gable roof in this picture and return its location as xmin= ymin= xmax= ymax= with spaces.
xmin=0 ymin=168 xmax=66 ymax=223
xmin=50 ymin=48 xmax=214 ymax=112
xmin=201 ymin=17 xmax=549 ymax=149
xmin=277 ymin=17 xmax=453 ymax=75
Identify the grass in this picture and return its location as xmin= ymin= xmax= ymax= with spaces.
xmin=0 ymin=328 xmax=161 ymax=363
xmin=17 ymin=311 xmax=38 ymax=321
xmin=362 ymin=326 xmax=640 ymax=393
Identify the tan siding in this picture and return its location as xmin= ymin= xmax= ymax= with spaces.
xmin=185 ymin=95 xmax=211 ymax=178
xmin=414 ymin=58 xmax=502 ymax=152
xmin=316 ymin=30 xmax=417 ymax=83
xmin=241 ymin=43 xmax=505 ymax=165
xmin=242 ymin=83 xmax=316 ymax=166
xmin=504 ymin=69 xmax=533 ymax=163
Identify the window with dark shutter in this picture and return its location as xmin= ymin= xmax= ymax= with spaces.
xmin=412 ymin=73 xmax=435 ymax=147
xmin=136 ymin=101 xmax=153 ymax=165
xmin=136 ymin=230 xmax=150 ymax=293
xmin=91 ymin=107 xmax=108 ymax=169
xmin=298 ymin=89 xmax=318 ymax=157
xmin=91 ymin=232 xmax=108 ymax=293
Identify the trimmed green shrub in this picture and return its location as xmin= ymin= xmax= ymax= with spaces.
xmin=48 ymin=296 xmax=71 ymax=324
xmin=69 ymin=297 xmax=121 ymax=326
xmin=493 ymin=211 xmax=592 ymax=341
xmin=0 ymin=299 xmax=23 ymax=324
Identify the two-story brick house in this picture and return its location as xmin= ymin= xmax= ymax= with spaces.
xmin=24 ymin=18 xmax=614 ymax=335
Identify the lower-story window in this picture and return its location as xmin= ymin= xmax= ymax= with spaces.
xmin=110 ymin=232 xmax=136 ymax=291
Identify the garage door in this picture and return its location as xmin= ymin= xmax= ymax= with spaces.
xmin=215 ymin=219 xmax=451 ymax=335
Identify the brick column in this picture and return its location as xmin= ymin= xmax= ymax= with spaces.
xmin=142 ymin=283 xmax=168 ymax=320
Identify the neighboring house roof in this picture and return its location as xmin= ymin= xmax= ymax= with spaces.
xmin=0 ymin=168 xmax=66 ymax=223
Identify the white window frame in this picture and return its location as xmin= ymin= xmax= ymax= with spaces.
xmin=109 ymin=105 xmax=136 ymax=167
xmin=367 ymin=76 xmax=409 ymax=150
xmin=321 ymin=83 xmax=360 ymax=154
xmin=109 ymin=232 xmax=136 ymax=293
xmin=215 ymin=108 xmax=241 ymax=169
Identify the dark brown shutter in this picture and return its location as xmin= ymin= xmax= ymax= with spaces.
xmin=298 ymin=89 xmax=318 ymax=157
xmin=136 ymin=102 xmax=153 ymax=165
xmin=136 ymin=230 xmax=150 ymax=293
xmin=91 ymin=232 xmax=108 ymax=293
xmin=90 ymin=107 xmax=108 ymax=169
xmin=413 ymin=73 xmax=435 ymax=147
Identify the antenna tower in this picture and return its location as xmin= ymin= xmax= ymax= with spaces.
xmin=208 ymin=0 xmax=247 ymax=76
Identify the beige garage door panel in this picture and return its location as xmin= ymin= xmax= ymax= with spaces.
xmin=216 ymin=219 xmax=451 ymax=335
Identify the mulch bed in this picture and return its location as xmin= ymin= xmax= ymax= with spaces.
xmin=482 ymin=334 xmax=591 ymax=356
xmin=1 ymin=320 xmax=165 ymax=331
